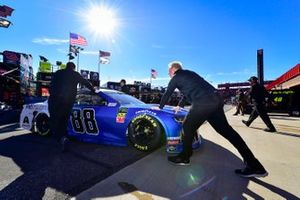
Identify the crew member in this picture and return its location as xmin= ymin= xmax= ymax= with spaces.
xmin=48 ymin=62 xmax=95 ymax=152
xmin=242 ymin=76 xmax=276 ymax=132
xmin=152 ymin=61 xmax=268 ymax=178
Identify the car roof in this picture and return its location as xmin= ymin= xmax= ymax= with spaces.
xmin=77 ymin=87 xmax=123 ymax=95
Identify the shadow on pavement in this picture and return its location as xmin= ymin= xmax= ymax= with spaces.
xmin=76 ymin=140 xmax=298 ymax=200
xmin=0 ymin=133 xmax=147 ymax=199
xmin=275 ymin=132 xmax=300 ymax=138
xmin=0 ymin=123 xmax=20 ymax=134
xmin=249 ymin=127 xmax=300 ymax=138
xmin=249 ymin=178 xmax=299 ymax=200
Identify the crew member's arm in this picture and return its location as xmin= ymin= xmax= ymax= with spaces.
xmin=159 ymin=77 xmax=177 ymax=109
xmin=177 ymin=95 xmax=187 ymax=108
xmin=249 ymin=86 xmax=254 ymax=104
xmin=75 ymin=72 xmax=95 ymax=92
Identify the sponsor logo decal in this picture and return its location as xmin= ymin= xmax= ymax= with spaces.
xmin=135 ymin=110 xmax=157 ymax=116
xmin=167 ymin=136 xmax=181 ymax=145
xmin=22 ymin=116 xmax=31 ymax=129
xmin=131 ymin=114 xmax=157 ymax=127
xmin=167 ymin=145 xmax=176 ymax=152
xmin=25 ymin=104 xmax=47 ymax=110
xmin=108 ymin=102 xmax=117 ymax=107
xmin=167 ymin=140 xmax=180 ymax=145
xmin=134 ymin=144 xmax=148 ymax=151
xmin=116 ymin=107 xmax=128 ymax=123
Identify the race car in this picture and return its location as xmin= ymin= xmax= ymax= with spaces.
xmin=20 ymin=88 xmax=202 ymax=153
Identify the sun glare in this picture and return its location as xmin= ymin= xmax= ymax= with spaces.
xmin=83 ymin=4 xmax=118 ymax=38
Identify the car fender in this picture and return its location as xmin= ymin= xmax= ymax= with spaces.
xmin=20 ymin=102 xmax=49 ymax=132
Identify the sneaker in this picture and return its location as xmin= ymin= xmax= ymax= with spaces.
xmin=60 ymin=137 xmax=70 ymax=152
xmin=242 ymin=120 xmax=250 ymax=127
xmin=235 ymin=166 xmax=268 ymax=178
xmin=168 ymin=155 xmax=190 ymax=166
xmin=264 ymin=128 xmax=276 ymax=132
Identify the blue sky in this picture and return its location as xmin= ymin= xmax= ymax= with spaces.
xmin=1 ymin=0 xmax=300 ymax=87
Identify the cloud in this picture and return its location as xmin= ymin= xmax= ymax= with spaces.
xmin=56 ymin=48 xmax=68 ymax=54
xmin=81 ymin=51 xmax=99 ymax=55
xmin=215 ymin=69 xmax=254 ymax=76
xmin=151 ymin=44 xmax=165 ymax=49
xmin=32 ymin=37 xmax=69 ymax=45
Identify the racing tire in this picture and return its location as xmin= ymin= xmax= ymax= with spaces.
xmin=128 ymin=115 xmax=163 ymax=152
xmin=35 ymin=114 xmax=51 ymax=136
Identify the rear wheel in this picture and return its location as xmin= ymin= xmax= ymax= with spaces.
xmin=35 ymin=114 xmax=51 ymax=136
xmin=128 ymin=115 xmax=163 ymax=152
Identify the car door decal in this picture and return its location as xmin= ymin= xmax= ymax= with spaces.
xmin=70 ymin=108 xmax=99 ymax=135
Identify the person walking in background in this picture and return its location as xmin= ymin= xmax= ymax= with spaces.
xmin=242 ymin=76 xmax=276 ymax=132
xmin=233 ymin=89 xmax=247 ymax=116
xmin=152 ymin=61 xmax=268 ymax=178
xmin=120 ymin=79 xmax=130 ymax=94
xmin=48 ymin=62 xmax=96 ymax=152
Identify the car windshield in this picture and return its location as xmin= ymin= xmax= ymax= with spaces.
xmin=105 ymin=91 xmax=145 ymax=105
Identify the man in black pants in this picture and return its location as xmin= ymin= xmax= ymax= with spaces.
xmin=48 ymin=62 xmax=95 ymax=152
xmin=152 ymin=61 xmax=268 ymax=178
xmin=242 ymin=76 xmax=276 ymax=132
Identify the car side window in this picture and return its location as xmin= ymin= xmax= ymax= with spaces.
xmin=75 ymin=93 xmax=107 ymax=106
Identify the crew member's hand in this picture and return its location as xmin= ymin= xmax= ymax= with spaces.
xmin=173 ymin=106 xmax=181 ymax=114
xmin=151 ymin=106 xmax=161 ymax=111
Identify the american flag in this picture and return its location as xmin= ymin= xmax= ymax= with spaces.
xmin=0 ymin=5 xmax=14 ymax=18
xmin=70 ymin=33 xmax=87 ymax=46
xmin=99 ymin=50 xmax=111 ymax=57
xmin=151 ymin=69 xmax=158 ymax=79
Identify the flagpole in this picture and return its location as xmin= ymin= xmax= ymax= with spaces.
xmin=77 ymin=51 xmax=80 ymax=72
xmin=98 ymin=56 xmax=101 ymax=86
xmin=69 ymin=32 xmax=71 ymax=62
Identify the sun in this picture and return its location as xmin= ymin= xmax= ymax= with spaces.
xmin=81 ymin=4 xmax=118 ymax=38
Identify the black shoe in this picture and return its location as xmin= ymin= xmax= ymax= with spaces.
xmin=242 ymin=120 xmax=250 ymax=127
xmin=168 ymin=155 xmax=190 ymax=166
xmin=264 ymin=128 xmax=276 ymax=132
xmin=60 ymin=137 xmax=70 ymax=152
xmin=235 ymin=166 xmax=268 ymax=178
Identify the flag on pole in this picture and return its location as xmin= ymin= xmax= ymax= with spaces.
xmin=151 ymin=69 xmax=158 ymax=79
xmin=100 ymin=57 xmax=110 ymax=64
xmin=39 ymin=55 xmax=48 ymax=62
xmin=69 ymin=45 xmax=79 ymax=56
xmin=0 ymin=17 xmax=11 ymax=28
xmin=99 ymin=50 xmax=111 ymax=57
xmin=70 ymin=32 xmax=87 ymax=46
xmin=99 ymin=50 xmax=111 ymax=64
xmin=0 ymin=5 xmax=14 ymax=18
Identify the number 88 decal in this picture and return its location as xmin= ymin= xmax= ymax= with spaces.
xmin=70 ymin=108 xmax=99 ymax=135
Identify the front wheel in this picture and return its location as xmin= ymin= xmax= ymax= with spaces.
xmin=127 ymin=115 xmax=163 ymax=152
xmin=35 ymin=114 xmax=51 ymax=136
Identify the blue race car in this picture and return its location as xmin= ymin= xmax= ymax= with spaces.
xmin=20 ymin=88 xmax=202 ymax=153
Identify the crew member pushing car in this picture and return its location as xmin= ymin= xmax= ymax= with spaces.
xmin=152 ymin=61 xmax=268 ymax=178
xmin=48 ymin=62 xmax=95 ymax=152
